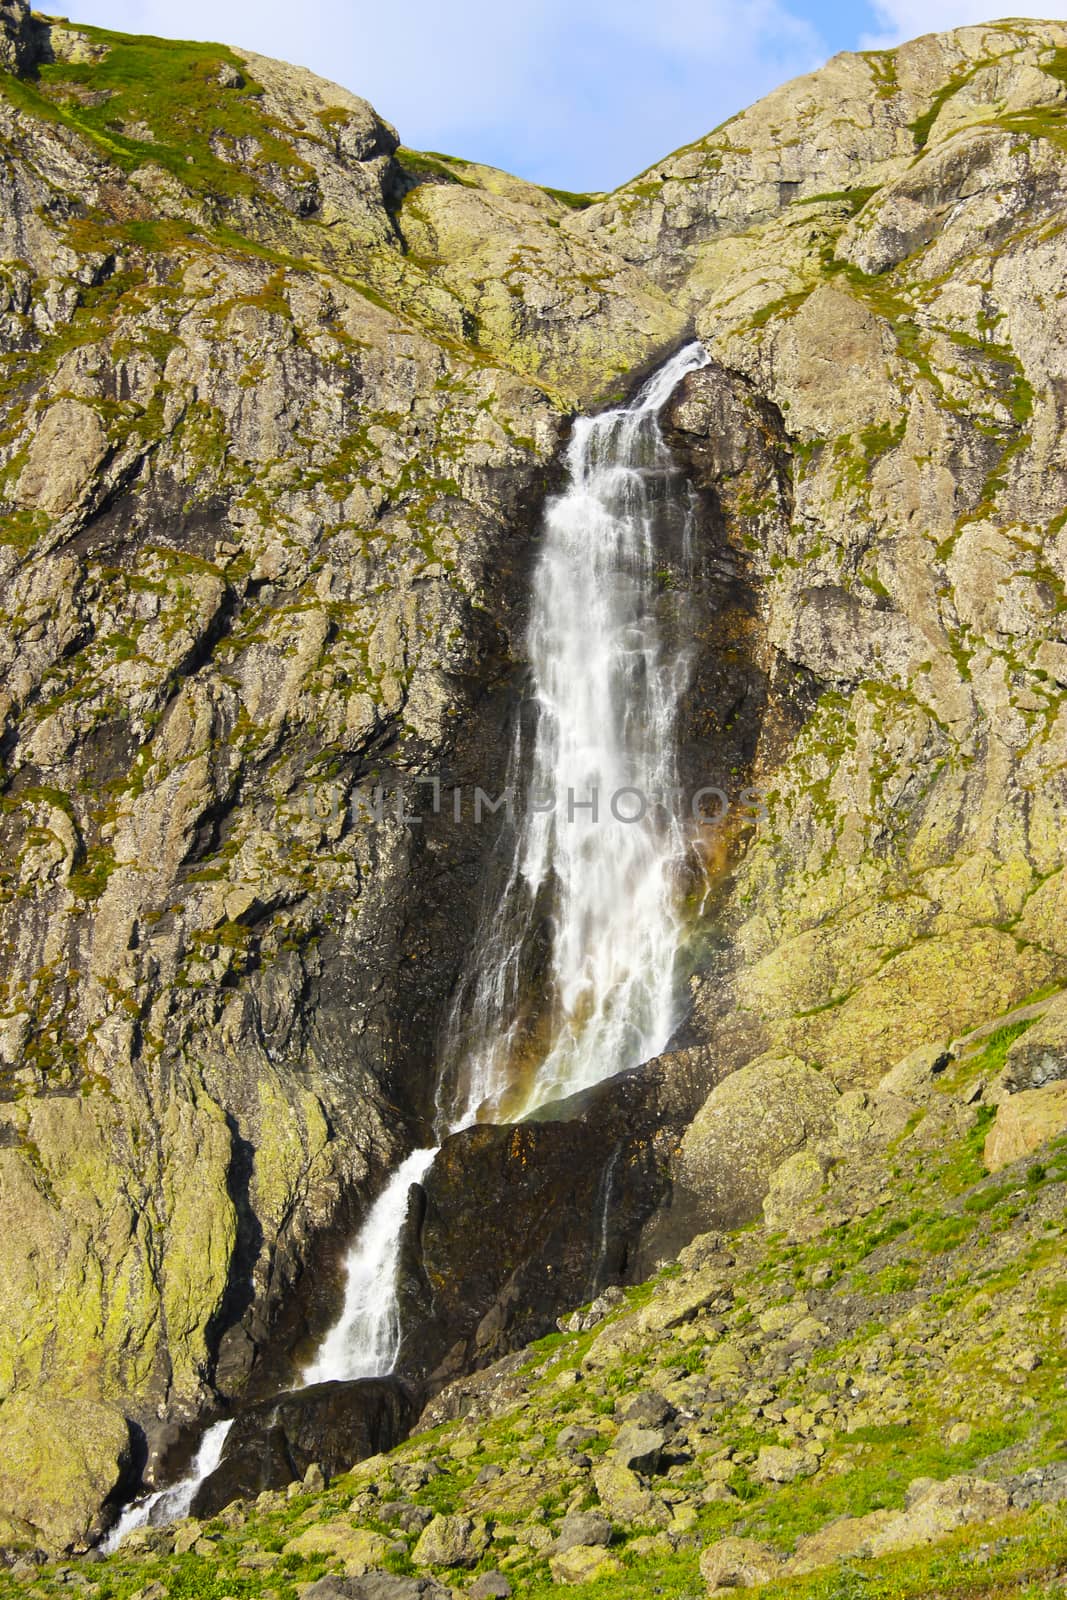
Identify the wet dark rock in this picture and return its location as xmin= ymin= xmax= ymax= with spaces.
xmin=395 ymin=1057 xmax=713 ymax=1389
xmin=191 ymin=1379 xmax=420 ymax=1517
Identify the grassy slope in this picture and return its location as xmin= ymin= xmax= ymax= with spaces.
xmin=1 ymin=1022 xmax=1063 ymax=1597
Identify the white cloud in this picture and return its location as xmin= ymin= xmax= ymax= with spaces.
xmin=863 ymin=0 xmax=1067 ymax=48
xmin=56 ymin=0 xmax=825 ymax=190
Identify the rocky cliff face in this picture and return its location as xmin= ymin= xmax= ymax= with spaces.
xmin=2 ymin=2 xmax=1067 ymax=1554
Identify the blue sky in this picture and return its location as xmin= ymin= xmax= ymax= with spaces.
xmin=59 ymin=0 xmax=1067 ymax=191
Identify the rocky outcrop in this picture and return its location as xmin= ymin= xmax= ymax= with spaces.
xmin=395 ymin=1057 xmax=713 ymax=1390
xmin=984 ymin=1082 xmax=1067 ymax=1173
xmin=669 ymin=1055 xmax=839 ymax=1231
xmin=190 ymin=1378 xmax=420 ymax=1516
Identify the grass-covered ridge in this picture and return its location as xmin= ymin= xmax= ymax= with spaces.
xmin=5 ymin=24 xmax=313 ymax=196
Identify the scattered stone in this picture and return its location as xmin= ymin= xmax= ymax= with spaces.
xmin=469 ymin=1574 xmax=512 ymax=1600
xmin=553 ymin=1511 xmax=613 ymax=1554
xmin=379 ymin=1501 xmax=433 ymax=1535
xmin=1009 ymin=1462 xmax=1067 ymax=1510
xmin=757 ymin=1299 xmax=809 ymax=1335
xmin=754 ymin=1445 xmax=815 ymax=1484
xmin=549 ymin=1544 xmax=623 ymax=1585
xmin=556 ymin=1426 xmax=598 ymax=1452
xmin=282 ymin=1523 xmax=391 ymax=1576
xmin=411 ymin=1513 xmax=489 ymax=1569
xmin=699 ymin=1536 xmax=780 ymax=1592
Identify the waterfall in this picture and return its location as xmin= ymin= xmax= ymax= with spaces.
xmin=301 ymin=1146 xmax=437 ymax=1385
xmin=107 ymin=340 xmax=708 ymax=1537
xmin=443 ymin=338 xmax=709 ymax=1126
xmin=102 ymin=1419 xmax=233 ymax=1549
xmin=310 ymin=340 xmax=707 ymax=1388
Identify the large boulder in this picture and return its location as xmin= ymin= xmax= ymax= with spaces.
xmin=671 ymin=1054 xmax=839 ymax=1229
xmin=866 ymin=1475 xmax=1010 ymax=1555
xmin=191 ymin=1378 xmax=419 ymax=1517
xmin=411 ymin=1513 xmax=489 ymax=1569
xmin=0 ymin=1393 xmax=133 ymax=1553
xmin=984 ymin=1083 xmax=1067 ymax=1173
xmin=282 ymin=1524 xmax=392 ymax=1577
xmin=700 ymin=1536 xmax=781 ymax=1593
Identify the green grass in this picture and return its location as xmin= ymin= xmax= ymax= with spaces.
xmin=5 ymin=26 xmax=316 ymax=201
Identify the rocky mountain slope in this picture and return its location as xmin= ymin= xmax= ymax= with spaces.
xmin=2 ymin=0 xmax=1067 ymax=1574
xmin=3 ymin=1025 xmax=1065 ymax=1598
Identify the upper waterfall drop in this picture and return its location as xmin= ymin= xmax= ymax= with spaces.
xmin=443 ymin=339 xmax=710 ymax=1128
xmin=306 ymin=341 xmax=709 ymax=1390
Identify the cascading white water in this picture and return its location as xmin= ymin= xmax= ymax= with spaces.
xmin=108 ymin=343 xmax=710 ymax=1531
xmin=301 ymin=1145 xmax=437 ymax=1385
xmin=307 ymin=341 xmax=708 ymax=1389
xmin=102 ymin=1419 xmax=233 ymax=1549
xmin=444 ymin=339 xmax=710 ymax=1126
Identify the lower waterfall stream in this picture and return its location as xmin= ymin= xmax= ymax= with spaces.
xmin=109 ymin=339 xmax=709 ymax=1539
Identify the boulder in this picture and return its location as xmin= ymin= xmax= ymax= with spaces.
xmin=878 ymin=1042 xmax=952 ymax=1099
xmin=754 ymin=1444 xmax=815 ymax=1484
xmin=15 ymin=400 xmax=110 ymax=516
xmin=469 ymin=1575 xmax=512 ymax=1600
xmin=554 ymin=1511 xmax=614 ymax=1553
xmin=762 ymin=1149 xmax=828 ymax=1232
xmin=301 ymin=1578 xmax=451 ymax=1600
xmin=592 ymin=1461 xmax=670 ymax=1528
xmin=549 ymin=1544 xmax=623 ymax=1584
xmin=699 ymin=1536 xmax=780 ymax=1592
xmin=281 ymin=1524 xmax=391 ymax=1577
xmin=622 ymin=1392 xmax=677 ymax=1430
xmin=411 ymin=1513 xmax=489 ymax=1569
xmin=611 ymin=1423 xmax=665 ymax=1473
xmin=788 ymin=1510 xmax=896 ymax=1574
xmin=674 ymin=1055 xmax=839 ymax=1229
xmin=983 ymin=1083 xmax=1067 ymax=1173
xmin=0 ymin=1393 xmax=133 ymax=1553
xmin=866 ymin=1475 xmax=1011 ymax=1555
xmin=191 ymin=1378 xmax=420 ymax=1517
